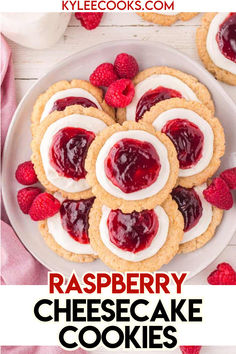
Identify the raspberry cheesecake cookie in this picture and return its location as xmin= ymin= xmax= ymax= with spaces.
xmin=31 ymin=79 xmax=115 ymax=135
xmin=117 ymin=66 xmax=214 ymax=124
xmin=85 ymin=121 xmax=179 ymax=212
xmin=89 ymin=196 xmax=184 ymax=271
xmin=31 ymin=105 xmax=115 ymax=200
xmin=137 ymin=12 xmax=198 ymax=26
xmin=39 ymin=193 xmax=97 ymax=262
xmin=172 ymin=184 xmax=223 ymax=254
xmin=142 ymin=98 xmax=225 ymax=188
xmin=196 ymin=13 xmax=236 ymax=85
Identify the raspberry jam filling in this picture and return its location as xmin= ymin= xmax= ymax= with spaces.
xmin=49 ymin=127 xmax=95 ymax=180
xmin=50 ymin=96 xmax=98 ymax=113
xmin=60 ymin=197 xmax=95 ymax=243
xmin=135 ymin=86 xmax=182 ymax=122
xmin=107 ymin=209 xmax=159 ymax=253
xmin=162 ymin=118 xmax=204 ymax=169
xmin=216 ymin=13 xmax=236 ymax=63
xmin=171 ymin=186 xmax=203 ymax=232
xmin=104 ymin=138 xmax=161 ymax=193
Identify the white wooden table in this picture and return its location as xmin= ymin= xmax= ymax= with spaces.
xmin=6 ymin=13 xmax=236 ymax=353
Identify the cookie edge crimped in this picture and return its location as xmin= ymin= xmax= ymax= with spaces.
xmin=137 ymin=12 xmax=198 ymax=26
xmin=89 ymin=196 xmax=184 ymax=271
xmin=31 ymin=79 xmax=115 ymax=136
xmin=85 ymin=120 xmax=179 ymax=212
xmin=116 ymin=65 xmax=215 ymax=124
xmin=141 ymin=97 xmax=225 ymax=188
xmin=39 ymin=218 xmax=97 ymax=263
xmin=178 ymin=205 xmax=223 ymax=254
xmin=31 ymin=105 xmax=115 ymax=200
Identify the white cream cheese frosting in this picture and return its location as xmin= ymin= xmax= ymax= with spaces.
xmin=126 ymin=74 xmax=199 ymax=121
xmin=180 ymin=184 xmax=213 ymax=244
xmin=152 ymin=108 xmax=214 ymax=177
xmin=40 ymin=114 xmax=107 ymax=193
xmin=206 ymin=13 xmax=236 ymax=75
xmin=99 ymin=205 xmax=169 ymax=262
xmin=47 ymin=193 xmax=96 ymax=255
xmin=95 ymin=130 xmax=170 ymax=201
xmin=41 ymin=88 xmax=102 ymax=122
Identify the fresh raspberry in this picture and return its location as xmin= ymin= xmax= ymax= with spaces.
xmin=207 ymin=263 xmax=236 ymax=285
xmin=90 ymin=63 xmax=118 ymax=87
xmin=105 ymin=79 xmax=135 ymax=108
xmin=180 ymin=347 xmax=202 ymax=354
xmin=15 ymin=161 xmax=38 ymax=185
xmin=114 ymin=53 xmax=139 ymax=79
xmin=203 ymin=177 xmax=233 ymax=210
xmin=29 ymin=193 xmax=61 ymax=221
xmin=220 ymin=167 xmax=236 ymax=189
xmin=75 ymin=12 xmax=103 ymax=30
xmin=17 ymin=187 xmax=42 ymax=214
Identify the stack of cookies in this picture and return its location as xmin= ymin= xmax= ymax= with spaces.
xmin=31 ymin=66 xmax=225 ymax=271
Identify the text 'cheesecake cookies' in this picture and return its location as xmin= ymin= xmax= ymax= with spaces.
xmin=31 ymin=105 xmax=115 ymax=200
xmin=89 ymin=196 xmax=184 ymax=271
xmin=171 ymin=184 xmax=223 ymax=254
xmin=39 ymin=192 xmax=97 ymax=262
xmin=137 ymin=12 xmax=198 ymax=26
xmin=196 ymin=13 xmax=236 ymax=85
xmin=31 ymin=79 xmax=115 ymax=135
xmin=85 ymin=121 xmax=179 ymax=212
xmin=117 ymin=66 xmax=214 ymax=124
xmin=142 ymin=98 xmax=225 ymax=188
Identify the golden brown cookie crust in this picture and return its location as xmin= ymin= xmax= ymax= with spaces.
xmin=117 ymin=66 xmax=215 ymax=124
xmin=85 ymin=121 xmax=179 ymax=212
xmin=31 ymin=79 xmax=115 ymax=135
xmin=137 ymin=12 xmax=198 ymax=26
xmin=196 ymin=13 xmax=236 ymax=86
xmin=178 ymin=205 xmax=223 ymax=254
xmin=89 ymin=196 xmax=184 ymax=271
xmin=39 ymin=220 xmax=97 ymax=263
xmin=142 ymin=98 xmax=225 ymax=188
xmin=31 ymin=105 xmax=115 ymax=200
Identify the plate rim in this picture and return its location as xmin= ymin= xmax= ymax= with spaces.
xmin=2 ymin=39 xmax=236 ymax=279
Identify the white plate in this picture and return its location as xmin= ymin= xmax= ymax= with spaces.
xmin=2 ymin=40 xmax=236 ymax=279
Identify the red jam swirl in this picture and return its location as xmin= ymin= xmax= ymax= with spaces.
xmin=171 ymin=186 xmax=203 ymax=232
xmin=135 ymin=86 xmax=182 ymax=122
xmin=49 ymin=127 xmax=95 ymax=180
xmin=216 ymin=13 xmax=236 ymax=63
xmin=161 ymin=118 xmax=204 ymax=169
xmin=60 ymin=197 xmax=95 ymax=243
xmin=107 ymin=209 xmax=159 ymax=253
xmin=50 ymin=96 xmax=97 ymax=113
xmin=104 ymin=138 xmax=161 ymax=193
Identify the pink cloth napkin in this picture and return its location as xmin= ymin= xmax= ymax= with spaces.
xmin=1 ymin=221 xmax=48 ymax=285
xmin=1 ymin=34 xmax=49 ymax=285
xmin=1 ymin=34 xmax=86 ymax=354
xmin=1 ymin=34 xmax=16 ymax=150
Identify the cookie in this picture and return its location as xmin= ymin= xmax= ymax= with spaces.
xmin=196 ymin=13 xmax=236 ymax=85
xmin=39 ymin=193 xmax=97 ymax=262
xmin=171 ymin=183 xmax=224 ymax=254
xmin=137 ymin=12 xmax=198 ymax=26
xmin=85 ymin=121 xmax=179 ymax=212
xmin=31 ymin=105 xmax=115 ymax=200
xmin=89 ymin=196 xmax=184 ymax=271
xmin=117 ymin=66 xmax=214 ymax=124
xmin=31 ymin=79 xmax=115 ymax=135
xmin=142 ymin=98 xmax=225 ymax=188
